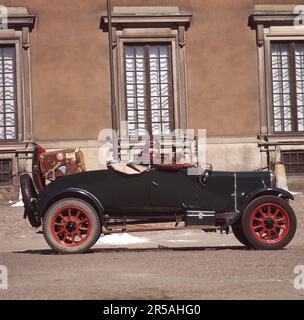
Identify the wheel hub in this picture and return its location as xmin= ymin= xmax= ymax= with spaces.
xmin=66 ymin=221 xmax=77 ymax=232
xmin=264 ymin=218 xmax=274 ymax=229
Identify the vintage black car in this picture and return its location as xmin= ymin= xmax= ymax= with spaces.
xmin=20 ymin=144 xmax=297 ymax=254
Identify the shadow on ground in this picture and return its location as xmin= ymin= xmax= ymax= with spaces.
xmin=14 ymin=245 xmax=256 ymax=255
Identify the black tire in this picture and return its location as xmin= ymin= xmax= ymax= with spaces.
xmin=231 ymin=219 xmax=253 ymax=248
xmin=241 ymin=195 xmax=297 ymax=250
xmin=20 ymin=174 xmax=37 ymax=208
xmin=20 ymin=174 xmax=40 ymax=227
xmin=43 ymin=198 xmax=101 ymax=254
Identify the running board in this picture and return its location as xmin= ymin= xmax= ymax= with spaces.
xmin=104 ymin=224 xmax=220 ymax=234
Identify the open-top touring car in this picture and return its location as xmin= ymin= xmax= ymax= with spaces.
xmin=20 ymin=143 xmax=297 ymax=254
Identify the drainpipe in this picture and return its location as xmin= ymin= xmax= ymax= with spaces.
xmin=107 ymin=0 xmax=119 ymax=160
xmin=107 ymin=0 xmax=117 ymax=132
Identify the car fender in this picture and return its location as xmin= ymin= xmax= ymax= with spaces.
xmin=241 ymin=187 xmax=294 ymax=209
xmin=220 ymin=187 xmax=294 ymax=230
xmin=38 ymin=188 xmax=106 ymax=225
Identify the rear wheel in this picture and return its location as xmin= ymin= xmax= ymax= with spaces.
xmin=43 ymin=198 xmax=101 ymax=254
xmin=241 ymin=196 xmax=297 ymax=250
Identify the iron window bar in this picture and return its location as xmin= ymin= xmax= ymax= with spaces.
xmin=258 ymin=135 xmax=304 ymax=169
xmin=0 ymin=159 xmax=12 ymax=185
xmin=281 ymin=150 xmax=304 ymax=175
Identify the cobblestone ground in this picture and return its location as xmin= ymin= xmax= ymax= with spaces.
xmin=0 ymin=195 xmax=303 ymax=300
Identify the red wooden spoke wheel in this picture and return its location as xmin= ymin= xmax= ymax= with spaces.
xmin=51 ymin=207 xmax=92 ymax=247
xmin=249 ymin=203 xmax=290 ymax=244
xmin=242 ymin=196 xmax=297 ymax=250
xmin=43 ymin=198 xmax=101 ymax=254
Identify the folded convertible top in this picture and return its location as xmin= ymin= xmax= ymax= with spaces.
xmin=108 ymin=163 xmax=149 ymax=175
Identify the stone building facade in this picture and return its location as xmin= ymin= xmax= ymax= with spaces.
xmin=1 ymin=0 xmax=304 ymax=199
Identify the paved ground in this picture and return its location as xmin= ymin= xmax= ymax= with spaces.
xmin=0 ymin=195 xmax=304 ymax=300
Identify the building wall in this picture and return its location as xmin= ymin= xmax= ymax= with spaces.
xmin=2 ymin=0 xmax=304 ymax=199
xmin=29 ymin=0 xmax=262 ymax=139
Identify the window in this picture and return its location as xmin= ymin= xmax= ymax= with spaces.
xmin=271 ymin=42 xmax=304 ymax=133
xmin=0 ymin=7 xmax=36 ymax=143
xmin=0 ymin=46 xmax=17 ymax=141
xmin=101 ymin=6 xmax=192 ymax=136
xmin=125 ymin=44 xmax=174 ymax=136
xmin=249 ymin=5 xmax=304 ymax=136
xmin=0 ymin=159 xmax=12 ymax=185
xmin=281 ymin=150 xmax=304 ymax=175
xmin=250 ymin=6 xmax=304 ymax=175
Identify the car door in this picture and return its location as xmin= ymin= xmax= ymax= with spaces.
xmin=89 ymin=169 xmax=150 ymax=212
xmin=196 ymin=172 xmax=235 ymax=212
xmin=149 ymin=169 xmax=235 ymax=212
xmin=149 ymin=169 xmax=199 ymax=208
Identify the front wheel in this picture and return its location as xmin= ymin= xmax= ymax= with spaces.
xmin=231 ymin=219 xmax=253 ymax=248
xmin=241 ymin=196 xmax=297 ymax=250
xmin=43 ymin=198 xmax=101 ymax=254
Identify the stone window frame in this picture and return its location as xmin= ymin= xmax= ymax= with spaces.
xmin=249 ymin=6 xmax=304 ymax=138
xmin=101 ymin=7 xmax=192 ymax=135
xmin=0 ymin=8 xmax=36 ymax=144
xmin=264 ymin=31 xmax=304 ymax=135
xmin=0 ymin=8 xmax=35 ymax=196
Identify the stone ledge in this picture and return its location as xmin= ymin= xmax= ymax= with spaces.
xmin=253 ymin=5 xmax=299 ymax=15
xmin=113 ymin=6 xmax=181 ymax=15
